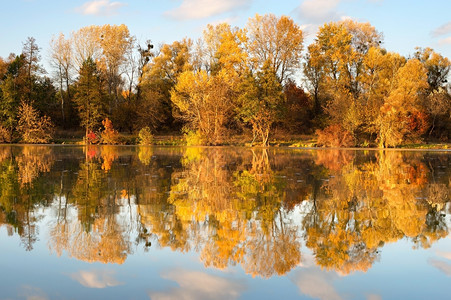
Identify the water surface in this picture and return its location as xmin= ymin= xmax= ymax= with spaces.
xmin=0 ymin=145 xmax=450 ymax=300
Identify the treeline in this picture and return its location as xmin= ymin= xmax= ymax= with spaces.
xmin=0 ymin=15 xmax=449 ymax=147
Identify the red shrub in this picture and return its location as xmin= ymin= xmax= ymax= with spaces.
xmin=316 ymin=124 xmax=354 ymax=147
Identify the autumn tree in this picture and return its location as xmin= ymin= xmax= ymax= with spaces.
xmin=49 ymin=33 xmax=74 ymax=125
xmin=97 ymin=24 xmax=135 ymax=108
xmin=414 ymin=47 xmax=450 ymax=92
xmin=414 ymin=47 xmax=451 ymax=139
xmin=246 ymin=14 xmax=303 ymax=84
xmin=71 ymin=26 xmax=102 ymax=70
xmin=170 ymin=25 xmax=249 ymax=144
xmin=377 ymin=59 xmax=429 ymax=147
xmin=359 ymin=47 xmax=405 ymax=137
xmin=138 ymin=39 xmax=193 ymax=131
xmin=171 ymin=70 xmax=234 ymax=145
xmin=305 ymin=20 xmax=383 ymax=140
xmin=17 ymin=101 xmax=54 ymax=143
xmin=203 ymin=23 xmax=248 ymax=76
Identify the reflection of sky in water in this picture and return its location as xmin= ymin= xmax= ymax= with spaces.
xmin=0 ymin=146 xmax=450 ymax=299
xmin=2 ymin=213 xmax=451 ymax=299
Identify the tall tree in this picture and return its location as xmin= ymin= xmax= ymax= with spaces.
xmin=22 ymin=37 xmax=43 ymax=102
xmin=171 ymin=69 xmax=234 ymax=145
xmin=138 ymin=39 xmax=193 ymax=131
xmin=237 ymin=62 xmax=285 ymax=146
xmin=73 ymin=58 xmax=105 ymax=140
xmin=71 ymin=26 xmax=102 ymax=70
xmin=97 ymin=24 xmax=135 ymax=108
xmin=246 ymin=14 xmax=303 ymax=84
xmin=377 ymin=59 xmax=429 ymax=147
xmin=49 ymin=33 xmax=74 ymax=124
xmin=414 ymin=47 xmax=450 ymax=93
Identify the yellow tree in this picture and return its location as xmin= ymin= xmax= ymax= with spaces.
xmin=170 ymin=24 xmax=248 ymax=145
xmin=307 ymin=20 xmax=382 ymax=140
xmin=246 ymin=14 xmax=303 ymax=84
xmin=414 ymin=47 xmax=450 ymax=92
xmin=360 ymin=47 xmax=405 ymax=136
xmin=203 ymin=23 xmax=248 ymax=77
xmin=171 ymin=69 xmax=234 ymax=145
xmin=377 ymin=59 xmax=429 ymax=147
xmin=71 ymin=26 xmax=102 ymax=70
xmin=97 ymin=24 xmax=135 ymax=106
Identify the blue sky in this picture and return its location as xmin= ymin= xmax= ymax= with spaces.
xmin=1 ymin=0 xmax=450 ymax=66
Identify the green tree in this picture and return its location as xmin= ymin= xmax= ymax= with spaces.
xmin=237 ymin=62 xmax=285 ymax=146
xmin=138 ymin=39 xmax=193 ymax=131
xmin=22 ymin=37 xmax=43 ymax=102
xmin=73 ymin=58 xmax=106 ymax=140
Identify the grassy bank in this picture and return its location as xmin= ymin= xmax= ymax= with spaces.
xmin=48 ymin=130 xmax=450 ymax=149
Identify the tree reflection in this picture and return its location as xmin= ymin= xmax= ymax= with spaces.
xmin=0 ymin=145 xmax=449 ymax=276
xmin=302 ymin=150 xmax=449 ymax=274
xmin=0 ymin=146 xmax=54 ymax=250
xmin=48 ymin=146 xmax=132 ymax=264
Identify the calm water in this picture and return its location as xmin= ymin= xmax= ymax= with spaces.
xmin=0 ymin=145 xmax=450 ymax=300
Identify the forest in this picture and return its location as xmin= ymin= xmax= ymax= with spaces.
xmin=0 ymin=14 xmax=449 ymax=147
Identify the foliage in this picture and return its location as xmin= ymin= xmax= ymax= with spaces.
xmin=316 ymin=124 xmax=354 ymax=147
xmin=171 ymin=70 xmax=234 ymax=145
xmin=73 ymin=57 xmax=105 ymax=140
xmin=246 ymin=14 xmax=304 ymax=83
xmin=184 ymin=129 xmax=205 ymax=146
xmin=0 ymin=18 xmax=450 ymax=147
xmin=100 ymin=118 xmax=120 ymax=145
xmin=282 ymin=79 xmax=312 ymax=133
xmin=138 ymin=126 xmax=153 ymax=145
xmin=17 ymin=101 xmax=54 ymax=143
xmin=377 ymin=59 xmax=429 ymax=147
xmin=86 ymin=131 xmax=99 ymax=144
xmin=0 ymin=126 xmax=12 ymax=143
xmin=237 ymin=62 xmax=285 ymax=146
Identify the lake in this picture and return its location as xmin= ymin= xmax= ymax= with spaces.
xmin=0 ymin=145 xmax=450 ymax=300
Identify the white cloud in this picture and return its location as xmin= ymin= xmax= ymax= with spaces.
xmin=367 ymin=294 xmax=383 ymax=300
xmin=70 ymin=270 xmax=123 ymax=288
xmin=429 ymin=259 xmax=451 ymax=276
xmin=297 ymin=0 xmax=341 ymax=23
xmin=207 ymin=16 xmax=240 ymax=27
xmin=19 ymin=286 xmax=49 ymax=300
xmin=76 ymin=0 xmax=126 ymax=16
xmin=432 ymin=22 xmax=451 ymax=37
xmin=165 ymin=0 xmax=251 ymax=20
xmin=438 ymin=37 xmax=451 ymax=45
xmin=292 ymin=269 xmax=342 ymax=300
xmin=436 ymin=251 xmax=451 ymax=260
xmin=148 ymin=270 xmax=246 ymax=300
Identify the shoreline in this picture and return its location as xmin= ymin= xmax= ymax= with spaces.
xmin=1 ymin=142 xmax=450 ymax=152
